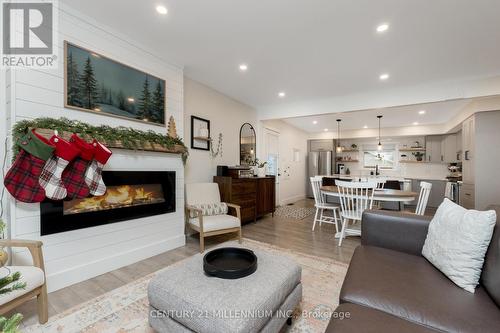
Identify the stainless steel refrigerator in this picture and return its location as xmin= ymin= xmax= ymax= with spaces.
xmin=307 ymin=151 xmax=333 ymax=197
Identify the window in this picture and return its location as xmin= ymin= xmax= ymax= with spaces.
xmin=363 ymin=151 xmax=396 ymax=169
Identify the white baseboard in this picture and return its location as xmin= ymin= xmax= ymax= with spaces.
xmin=279 ymin=194 xmax=307 ymax=206
xmin=46 ymin=234 xmax=186 ymax=293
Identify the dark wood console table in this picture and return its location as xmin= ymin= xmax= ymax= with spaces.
xmin=214 ymin=176 xmax=276 ymax=224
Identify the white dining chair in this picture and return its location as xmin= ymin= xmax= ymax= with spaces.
xmin=415 ymin=181 xmax=432 ymax=215
xmin=310 ymin=177 xmax=341 ymax=232
xmin=370 ymin=178 xmax=386 ymax=209
xmin=336 ymin=180 xmax=377 ymax=246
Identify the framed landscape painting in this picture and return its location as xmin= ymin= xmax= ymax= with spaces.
xmin=64 ymin=41 xmax=166 ymax=126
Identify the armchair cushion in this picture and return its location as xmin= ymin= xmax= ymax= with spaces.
xmin=0 ymin=266 xmax=44 ymax=305
xmin=188 ymin=202 xmax=228 ymax=218
xmin=189 ymin=214 xmax=240 ymax=232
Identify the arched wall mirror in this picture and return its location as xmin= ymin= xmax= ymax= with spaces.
xmin=240 ymin=123 xmax=256 ymax=165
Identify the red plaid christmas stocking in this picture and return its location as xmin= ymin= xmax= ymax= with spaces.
xmin=62 ymin=134 xmax=95 ymax=199
xmin=85 ymin=140 xmax=112 ymax=196
xmin=39 ymin=135 xmax=80 ymax=200
xmin=4 ymin=129 xmax=55 ymax=203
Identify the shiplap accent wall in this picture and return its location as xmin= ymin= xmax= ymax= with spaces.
xmin=5 ymin=4 xmax=185 ymax=292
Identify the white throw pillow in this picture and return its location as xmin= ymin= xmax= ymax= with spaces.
xmin=422 ymin=198 xmax=496 ymax=293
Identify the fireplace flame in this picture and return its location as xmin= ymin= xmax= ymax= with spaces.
xmin=64 ymin=184 xmax=164 ymax=215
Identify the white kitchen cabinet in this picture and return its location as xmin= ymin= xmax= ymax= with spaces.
xmin=441 ymin=134 xmax=458 ymax=163
xmin=456 ymin=130 xmax=463 ymax=161
xmin=425 ymin=135 xmax=443 ymax=163
xmin=309 ymin=140 xmax=334 ymax=151
xmin=462 ymin=116 xmax=475 ymax=184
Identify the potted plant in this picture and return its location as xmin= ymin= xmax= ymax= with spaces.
xmin=351 ymin=144 xmax=358 ymax=150
xmin=412 ymin=152 xmax=425 ymax=161
xmin=250 ymin=158 xmax=267 ymax=177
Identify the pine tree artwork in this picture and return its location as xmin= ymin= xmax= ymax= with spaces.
xmin=138 ymin=76 xmax=152 ymax=120
xmin=66 ymin=51 xmax=81 ymax=106
xmin=152 ymin=80 xmax=165 ymax=122
xmin=65 ymin=42 xmax=166 ymax=125
xmin=80 ymin=56 xmax=99 ymax=109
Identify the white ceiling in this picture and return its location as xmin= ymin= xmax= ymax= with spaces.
xmin=283 ymin=99 xmax=472 ymax=133
xmin=62 ymin=0 xmax=500 ymax=117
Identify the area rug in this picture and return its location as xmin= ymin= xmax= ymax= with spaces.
xmin=274 ymin=206 xmax=316 ymax=220
xmin=25 ymin=239 xmax=348 ymax=333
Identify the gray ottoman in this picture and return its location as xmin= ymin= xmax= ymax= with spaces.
xmin=148 ymin=246 xmax=302 ymax=333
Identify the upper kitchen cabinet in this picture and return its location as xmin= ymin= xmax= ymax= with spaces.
xmin=462 ymin=116 xmax=475 ymax=184
xmin=425 ymin=135 xmax=443 ymax=163
xmin=441 ymin=133 xmax=459 ymax=163
xmin=309 ymin=139 xmax=334 ymax=151
xmin=456 ymin=130 xmax=463 ymax=161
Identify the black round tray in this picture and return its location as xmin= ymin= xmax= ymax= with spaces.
xmin=203 ymin=247 xmax=257 ymax=279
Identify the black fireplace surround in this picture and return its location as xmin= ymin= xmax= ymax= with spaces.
xmin=40 ymin=171 xmax=176 ymax=235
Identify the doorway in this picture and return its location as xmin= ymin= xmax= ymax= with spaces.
xmin=264 ymin=128 xmax=280 ymax=206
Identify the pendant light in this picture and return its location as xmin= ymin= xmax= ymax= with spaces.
xmin=377 ymin=115 xmax=383 ymax=151
xmin=336 ymin=119 xmax=343 ymax=153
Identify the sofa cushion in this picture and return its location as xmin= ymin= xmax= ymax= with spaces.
xmin=481 ymin=205 xmax=500 ymax=307
xmin=340 ymin=246 xmax=500 ymax=333
xmin=325 ymin=303 xmax=438 ymax=333
xmin=422 ymin=198 xmax=496 ymax=292
xmin=189 ymin=214 xmax=240 ymax=232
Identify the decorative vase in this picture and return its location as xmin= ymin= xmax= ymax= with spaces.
xmin=0 ymin=248 xmax=9 ymax=267
xmin=257 ymin=168 xmax=266 ymax=177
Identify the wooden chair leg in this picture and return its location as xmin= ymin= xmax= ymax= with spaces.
xmin=37 ymin=286 xmax=48 ymax=324
xmin=238 ymin=227 xmax=242 ymax=244
xmin=199 ymin=233 xmax=205 ymax=253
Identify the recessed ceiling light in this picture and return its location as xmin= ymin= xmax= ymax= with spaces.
xmin=324 ymin=128 xmax=328 ymax=132
xmin=278 ymin=91 xmax=286 ymax=98
xmin=418 ymin=110 xmax=426 ymax=115
xmin=156 ymin=5 xmax=168 ymax=15
xmin=376 ymin=23 xmax=389 ymax=33
xmin=413 ymin=122 xmax=419 ymax=126
xmin=363 ymin=125 xmax=368 ymax=129
xmin=239 ymin=64 xmax=248 ymax=72
xmin=312 ymin=120 xmax=318 ymax=124
xmin=379 ymin=73 xmax=390 ymax=81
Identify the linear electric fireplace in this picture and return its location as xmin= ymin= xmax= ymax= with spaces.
xmin=40 ymin=171 xmax=176 ymax=235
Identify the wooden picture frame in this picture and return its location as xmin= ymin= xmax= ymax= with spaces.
xmin=191 ymin=116 xmax=210 ymax=151
xmin=64 ymin=41 xmax=166 ymax=126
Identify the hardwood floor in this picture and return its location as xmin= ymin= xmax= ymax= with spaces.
xmin=12 ymin=199 xmax=434 ymax=327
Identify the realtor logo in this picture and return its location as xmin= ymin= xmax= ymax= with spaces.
xmin=1 ymin=0 xmax=58 ymax=68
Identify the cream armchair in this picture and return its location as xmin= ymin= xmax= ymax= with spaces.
xmin=0 ymin=239 xmax=48 ymax=324
xmin=185 ymin=183 xmax=242 ymax=252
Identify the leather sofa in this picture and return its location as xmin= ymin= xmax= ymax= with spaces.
xmin=326 ymin=207 xmax=500 ymax=333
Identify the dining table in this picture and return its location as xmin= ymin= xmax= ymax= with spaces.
xmin=320 ymin=185 xmax=418 ymax=202
xmin=320 ymin=186 xmax=418 ymax=240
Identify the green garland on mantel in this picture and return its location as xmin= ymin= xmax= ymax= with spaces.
xmin=12 ymin=117 xmax=189 ymax=163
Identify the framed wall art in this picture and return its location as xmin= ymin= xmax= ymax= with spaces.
xmin=191 ymin=116 xmax=210 ymax=150
xmin=64 ymin=41 xmax=166 ymax=126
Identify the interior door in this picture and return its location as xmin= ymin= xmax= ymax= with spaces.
xmin=264 ymin=128 xmax=280 ymax=206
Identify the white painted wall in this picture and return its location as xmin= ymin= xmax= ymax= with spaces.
xmin=4 ymin=4 xmax=185 ymax=292
xmin=184 ymin=78 xmax=257 ymax=184
xmin=260 ymin=120 xmax=308 ymax=205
